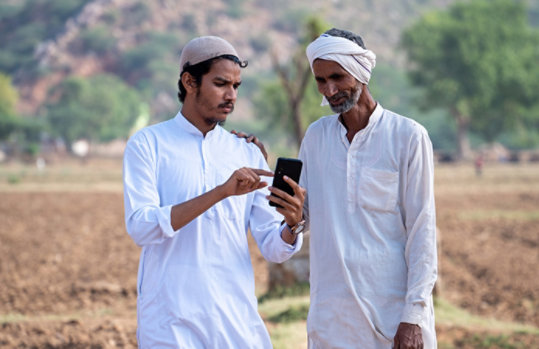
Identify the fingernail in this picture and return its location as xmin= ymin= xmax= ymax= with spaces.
xmin=283 ymin=176 xmax=289 ymax=180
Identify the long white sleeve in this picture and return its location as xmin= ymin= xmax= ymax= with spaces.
xmin=123 ymin=135 xmax=178 ymax=246
xmin=401 ymin=128 xmax=438 ymax=325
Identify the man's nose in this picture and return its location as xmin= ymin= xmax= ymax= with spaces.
xmin=323 ymin=83 xmax=338 ymax=98
xmin=224 ymin=86 xmax=237 ymax=101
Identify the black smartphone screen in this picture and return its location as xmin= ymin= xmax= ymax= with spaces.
xmin=269 ymin=157 xmax=303 ymax=208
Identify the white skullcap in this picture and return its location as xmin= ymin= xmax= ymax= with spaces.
xmin=306 ymin=34 xmax=376 ymax=105
xmin=179 ymin=36 xmax=240 ymax=72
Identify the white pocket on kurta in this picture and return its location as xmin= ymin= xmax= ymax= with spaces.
xmin=358 ymin=167 xmax=399 ymax=212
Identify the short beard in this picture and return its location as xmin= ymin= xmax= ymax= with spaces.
xmin=203 ymin=118 xmax=226 ymax=127
xmin=329 ymin=83 xmax=363 ymax=114
xmin=196 ymin=89 xmax=232 ymax=127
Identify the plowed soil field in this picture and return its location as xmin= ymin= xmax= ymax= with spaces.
xmin=0 ymin=160 xmax=537 ymax=348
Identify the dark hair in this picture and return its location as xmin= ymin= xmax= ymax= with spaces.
xmin=324 ymin=28 xmax=366 ymax=49
xmin=177 ymin=54 xmax=248 ymax=103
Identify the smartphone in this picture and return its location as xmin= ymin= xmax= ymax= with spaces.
xmin=269 ymin=157 xmax=303 ymax=208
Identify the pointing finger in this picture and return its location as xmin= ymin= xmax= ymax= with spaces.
xmin=251 ymin=168 xmax=274 ymax=177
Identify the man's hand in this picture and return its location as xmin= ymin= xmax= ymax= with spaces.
xmin=220 ymin=168 xmax=273 ymax=197
xmin=394 ymin=322 xmax=423 ymax=349
xmin=267 ymin=175 xmax=306 ymax=227
xmin=231 ymin=130 xmax=268 ymax=161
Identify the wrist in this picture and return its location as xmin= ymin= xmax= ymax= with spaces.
xmin=280 ymin=224 xmax=297 ymax=245
xmin=214 ymin=184 xmax=230 ymax=200
xmin=286 ymin=219 xmax=305 ymax=235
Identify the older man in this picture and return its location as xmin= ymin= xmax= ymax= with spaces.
xmin=123 ymin=36 xmax=306 ymax=348
xmin=300 ymin=28 xmax=437 ymax=348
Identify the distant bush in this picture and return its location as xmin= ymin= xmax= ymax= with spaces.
xmin=272 ymin=7 xmax=309 ymax=33
xmin=0 ymin=0 xmax=88 ymax=74
xmin=45 ymin=74 xmax=141 ymax=150
xmin=100 ymin=9 xmax=119 ymax=25
xmin=0 ymin=114 xmax=18 ymax=141
xmin=267 ymin=304 xmax=309 ymax=323
xmin=249 ymin=34 xmax=270 ymax=54
xmin=74 ymin=26 xmax=117 ymax=55
xmin=7 ymin=174 xmax=21 ymax=184
xmin=181 ymin=14 xmax=197 ymax=34
xmin=224 ymin=0 xmax=246 ymax=18
xmin=123 ymin=3 xmax=151 ymax=27
xmin=258 ymin=281 xmax=309 ymax=303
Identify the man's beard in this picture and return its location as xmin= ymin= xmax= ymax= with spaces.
xmin=202 ymin=104 xmax=233 ymax=127
xmin=328 ymin=83 xmax=363 ymax=114
xmin=204 ymin=118 xmax=226 ymax=127
xmin=196 ymin=89 xmax=233 ymax=126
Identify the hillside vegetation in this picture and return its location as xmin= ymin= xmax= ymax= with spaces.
xmin=1 ymin=0 xmax=465 ymax=117
xmin=1 ymin=0 xmax=538 ymax=155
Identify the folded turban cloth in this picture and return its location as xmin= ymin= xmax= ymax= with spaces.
xmin=306 ymin=34 xmax=376 ymax=106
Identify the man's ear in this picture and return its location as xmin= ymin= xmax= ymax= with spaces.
xmin=182 ymin=72 xmax=197 ymax=93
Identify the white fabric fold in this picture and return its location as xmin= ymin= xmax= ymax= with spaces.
xmin=306 ymin=34 xmax=377 ymax=106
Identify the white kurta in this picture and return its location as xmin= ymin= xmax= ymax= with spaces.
xmin=123 ymin=111 xmax=302 ymax=348
xmin=299 ymin=104 xmax=437 ymax=349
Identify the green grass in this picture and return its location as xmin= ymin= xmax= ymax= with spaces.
xmin=256 ymin=291 xmax=539 ymax=349
xmin=258 ymin=294 xmax=310 ymax=319
xmin=267 ymin=304 xmax=309 ymax=323
xmin=258 ymin=281 xmax=310 ymax=303
xmin=434 ymin=298 xmax=539 ymax=334
xmin=268 ymin=320 xmax=308 ymax=349
xmin=459 ymin=333 xmax=531 ymax=349
xmin=258 ymin=294 xmax=310 ymax=349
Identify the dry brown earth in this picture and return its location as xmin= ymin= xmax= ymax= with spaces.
xmin=0 ymin=162 xmax=537 ymax=348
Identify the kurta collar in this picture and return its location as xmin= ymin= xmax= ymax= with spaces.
xmin=348 ymin=103 xmax=383 ymax=148
xmin=367 ymin=102 xmax=383 ymax=130
xmin=337 ymin=103 xmax=384 ymax=147
xmin=174 ymin=110 xmax=221 ymax=139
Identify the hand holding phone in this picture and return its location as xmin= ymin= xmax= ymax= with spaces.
xmin=269 ymin=157 xmax=303 ymax=208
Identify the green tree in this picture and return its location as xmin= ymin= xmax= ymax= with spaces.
xmin=74 ymin=25 xmax=118 ymax=55
xmin=0 ymin=0 xmax=88 ymax=74
xmin=369 ymin=63 xmax=457 ymax=152
xmin=402 ymin=0 xmax=539 ymax=159
xmin=0 ymin=73 xmax=19 ymax=140
xmin=46 ymin=74 xmax=141 ymax=151
xmin=262 ymin=16 xmax=331 ymax=149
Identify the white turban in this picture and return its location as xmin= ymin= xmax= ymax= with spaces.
xmin=306 ymin=34 xmax=376 ymax=105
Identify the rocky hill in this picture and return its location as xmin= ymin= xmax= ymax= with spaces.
xmin=7 ymin=0 xmax=471 ymax=118
xmin=10 ymin=0 xmax=537 ymax=123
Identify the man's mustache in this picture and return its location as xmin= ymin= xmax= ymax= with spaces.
xmin=219 ymin=102 xmax=234 ymax=111
xmin=327 ymin=92 xmax=349 ymax=104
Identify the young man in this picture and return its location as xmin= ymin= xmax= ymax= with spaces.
xmin=123 ymin=36 xmax=306 ymax=348
xmin=300 ymin=29 xmax=438 ymax=348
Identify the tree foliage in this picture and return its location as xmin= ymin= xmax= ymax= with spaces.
xmin=253 ymin=15 xmax=331 ymax=151
xmin=45 ymin=74 xmax=141 ymax=149
xmin=369 ymin=63 xmax=457 ymax=152
xmin=118 ymin=31 xmax=179 ymax=121
xmin=402 ymin=0 xmax=539 ymax=156
xmin=0 ymin=73 xmax=19 ymax=140
xmin=0 ymin=0 xmax=89 ymax=74
xmin=73 ymin=25 xmax=118 ymax=55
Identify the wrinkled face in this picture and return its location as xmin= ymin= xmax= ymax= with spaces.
xmin=193 ymin=59 xmax=242 ymax=126
xmin=312 ymin=59 xmax=362 ymax=114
